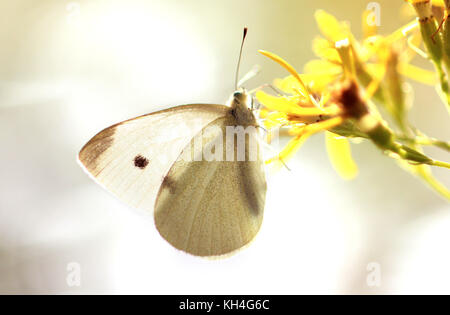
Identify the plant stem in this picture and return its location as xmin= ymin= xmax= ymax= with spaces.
xmin=396 ymin=135 xmax=450 ymax=152
xmin=435 ymin=62 xmax=450 ymax=115
xmin=430 ymin=160 xmax=450 ymax=169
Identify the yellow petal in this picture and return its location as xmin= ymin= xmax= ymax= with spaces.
xmin=267 ymin=118 xmax=346 ymax=166
xmin=398 ymin=62 xmax=437 ymax=85
xmin=366 ymin=63 xmax=387 ymax=80
xmin=319 ymin=92 xmax=331 ymax=107
xmin=301 ymin=73 xmax=338 ymax=92
xmin=288 ymin=116 xmax=345 ymax=135
xmin=360 ymin=35 xmax=392 ymax=62
xmin=258 ymin=108 xmax=270 ymax=119
xmin=315 ymin=10 xmax=349 ymax=42
xmin=406 ymin=0 xmax=432 ymax=4
xmin=335 ymin=39 xmax=358 ymax=79
xmin=304 ymin=59 xmax=342 ymax=75
xmin=263 ymin=112 xmax=288 ymax=129
xmin=256 ymin=91 xmax=341 ymax=116
xmin=363 ymin=63 xmax=387 ymax=101
xmin=275 ymin=73 xmax=336 ymax=95
xmin=274 ymin=75 xmax=306 ymax=95
xmin=259 ymin=50 xmax=311 ymax=101
xmin=360 ymin=36 xmax=380 ymax=61
xmin=385 ymin=20 xmax=419 ymax=44
xmin=266 ymin=133 xmax=311 ymax=165
xmin=325 ymin=131 xmax=358 ymax=180
xmin=312 ymin=36 xmax=341 ymax=62
xmin=431 ymin=0 xmax=444 ymax=7
xmin=303 ymin=116 xmax=345 ymax=134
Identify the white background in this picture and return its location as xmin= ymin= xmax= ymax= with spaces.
xmin=0 ymin=0 xmax=449 ymax=294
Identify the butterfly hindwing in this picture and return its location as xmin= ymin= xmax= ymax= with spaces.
xmin=154 ymin=114 xmax=267 ymax=256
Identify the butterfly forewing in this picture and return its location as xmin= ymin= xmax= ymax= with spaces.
xmin=78 ymin=104 xmax=228 ymax=212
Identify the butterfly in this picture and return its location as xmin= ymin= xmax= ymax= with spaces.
xmin=78 ymin=28 xmax=267 ymax=257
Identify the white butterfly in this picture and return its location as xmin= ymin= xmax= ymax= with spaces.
xmin=78 ymin=29 xmax=267 ymax=257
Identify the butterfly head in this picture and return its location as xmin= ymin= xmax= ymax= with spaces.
xmin=232 ymin=88 xmax=252 ymax=108
xmin=228 ymin=88 xmax=256 ymax=125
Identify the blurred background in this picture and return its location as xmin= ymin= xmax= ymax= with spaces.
xmin=0 ymin=0 xmax=449 ymax=294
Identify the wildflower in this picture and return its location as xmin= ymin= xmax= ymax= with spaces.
xmin=256 ymin=7 xmax=450 ymax=200
xmin=256 ymin=50 xmax=439 ymax=171
xmin=302 ymin=9 xmax=441 ymax=130
xmin=256 ymin=50 xmax=357 ymax=179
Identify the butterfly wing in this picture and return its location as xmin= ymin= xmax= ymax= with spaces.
xmin=78 ymin=104 xmax=228 ymax=212
xmin=154 ymin=115 xmax=267 ymax=257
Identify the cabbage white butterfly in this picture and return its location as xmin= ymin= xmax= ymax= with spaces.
xmin=78 ymin=28 xmax=266 ymax=257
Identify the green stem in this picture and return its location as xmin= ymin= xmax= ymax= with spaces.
xmin=436 ymin=62 xmax=450 ymax=111
xmin=396 ymin=135 xmax=450 ymax=152
xmin=430 ymin=160 xmax=450 ymax=169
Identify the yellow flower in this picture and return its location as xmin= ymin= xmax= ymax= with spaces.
xmin=257 ymin=7 xmax=450 ymax=190
xmin=307 ymin=9 xmax=435 ymax=92
xmin=325 ymin=131 xmax=358 ymax=180
xmin=279 ymin=9 xmax=436 ymax=131
xmin=256 ymin=50 xmax=357 ymax=180
xmin=256 ymin=6 xmax=450 ymax=200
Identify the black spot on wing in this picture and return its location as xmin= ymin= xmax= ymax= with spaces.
xmin=134 ymin=155 xmax=149 ymax=169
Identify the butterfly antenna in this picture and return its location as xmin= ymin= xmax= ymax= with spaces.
xmin=235 ymin=27 xmax=248 ymax=90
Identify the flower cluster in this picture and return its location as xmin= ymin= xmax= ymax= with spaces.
xmin=256 ymin=4 xmax=450 ymax=200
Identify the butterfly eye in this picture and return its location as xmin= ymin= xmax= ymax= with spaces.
xmin=233 ymin=91 xmax=247 ymax=104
